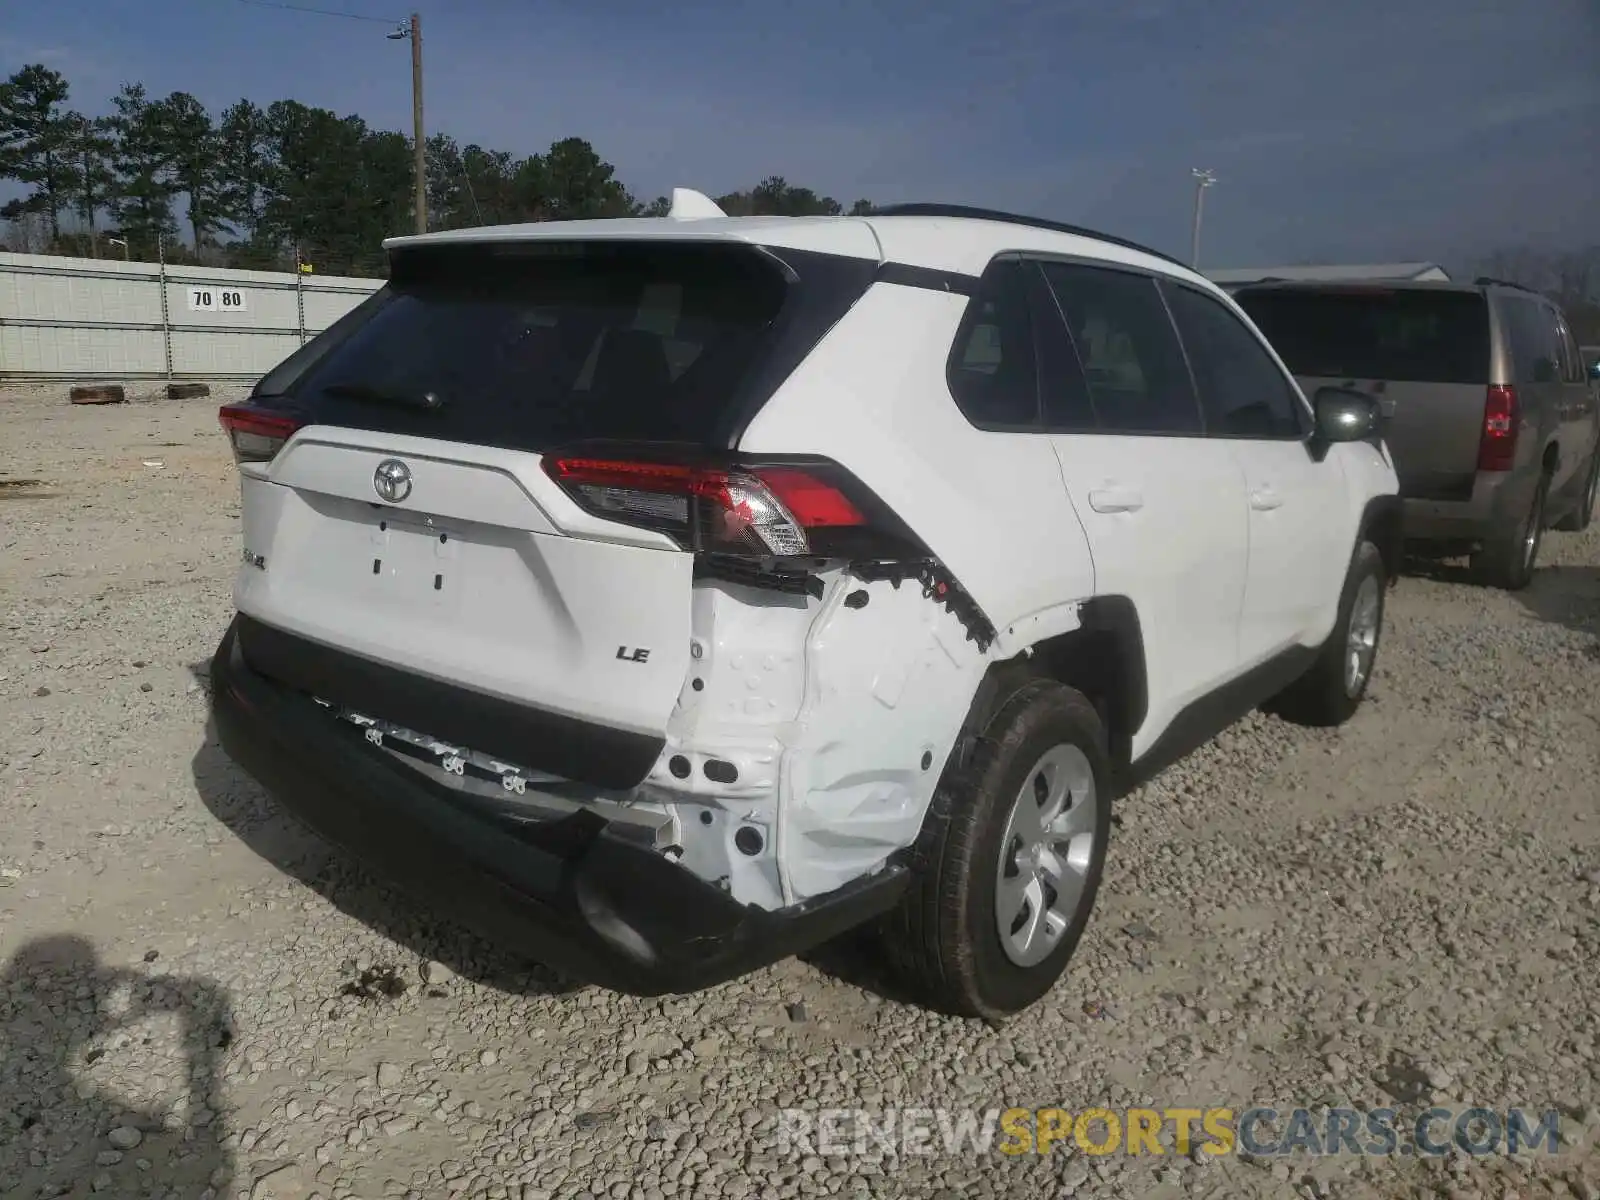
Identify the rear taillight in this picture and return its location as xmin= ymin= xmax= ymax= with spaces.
xmin=542 ymin=452 xmax=912 ymax=560
xmin=219 ymin=404 xmax=304 ymax=465
xmin=1477 ymin=385 xmax=1518 ymax=472
xmin=548 ymin=448 xmax=995 ymax=645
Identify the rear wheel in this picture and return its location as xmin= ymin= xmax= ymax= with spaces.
xmin=1273 ymin=539 xmax=1386 ymax=728
xmin=1472 ymin=472 xmax=1548 ymax=590
xmin=1553 ymin=449 xmax=1598 ymax=533
xmin=883 ymin=679 xmax=1111 ymax=1021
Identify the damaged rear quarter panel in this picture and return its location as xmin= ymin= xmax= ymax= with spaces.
xmin=652 ymin=569 xmax=990 ymax=911
xmin=779 ymin=571 xmax=990 ymax=903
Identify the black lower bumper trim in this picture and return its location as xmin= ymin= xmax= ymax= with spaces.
xmin=232 ymin=614 xmax=665 ymax=790
xmin=210 ymin=618 xmax=907 ymax=995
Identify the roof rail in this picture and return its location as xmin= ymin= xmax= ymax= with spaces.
xmin=868 ymin=203 xmax=1189 ymax=271
xmin=1473 ymin=275 xmax=1536 ymax=293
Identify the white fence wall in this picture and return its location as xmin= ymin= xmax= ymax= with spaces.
xmin=0 ymin=251 xmax=384 ymax=382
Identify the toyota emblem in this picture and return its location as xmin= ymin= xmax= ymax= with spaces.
xmin=373 ymin=458 xmax=413 ymax=503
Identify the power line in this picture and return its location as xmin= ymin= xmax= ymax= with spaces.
xmin=230 ymin=0 xmax=404 ymax=25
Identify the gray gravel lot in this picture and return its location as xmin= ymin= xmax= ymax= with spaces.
xmin=2 ymin=383 xmax=1598 ymax=1200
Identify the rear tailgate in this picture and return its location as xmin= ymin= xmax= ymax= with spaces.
xmin=237 ymin=430 xmax=694 ymax=747
xmin=227 ymin=235 xmax=880 ymax=787
xmin=1236 ymin=286 xmax=1491 ymax=500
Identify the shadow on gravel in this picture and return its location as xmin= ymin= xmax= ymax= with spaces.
xmin=186 ymin=665 xmax=579 ymax=1000
xmin=798 ymin=925 xmax=923 ymax=1008
xmin=0 ymin=935 xmax=234 ymax=1199
xmin=1513 ymin=565 xmax=1600 ymax=638
xmin=1398 ymin=553 xmax=1478 ymax=586
xmin=1401 ymin=550 xmax=1600 ymax=636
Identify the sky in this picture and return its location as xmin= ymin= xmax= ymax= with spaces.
xmin=3 ymin=0 xmax=1597 ymax=269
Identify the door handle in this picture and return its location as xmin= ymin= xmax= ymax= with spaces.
xmin=1087 ymin=485 xmax=1145 ymax=514
xmin=1249 ymin=487 xmax=1284 ymax=511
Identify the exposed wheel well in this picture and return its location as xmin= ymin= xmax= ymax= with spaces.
xmin=955 ymin=598 xmax=1147 ymax=777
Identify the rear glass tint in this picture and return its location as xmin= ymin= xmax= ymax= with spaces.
xmin=1234 ymin=288 xmax=1489 ymax=384
xmin=277 ymin=242 xmax=797 ymax=450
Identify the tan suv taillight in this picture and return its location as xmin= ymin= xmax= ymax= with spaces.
xmin=1477 ymin=385 xmax=1518 ymax=472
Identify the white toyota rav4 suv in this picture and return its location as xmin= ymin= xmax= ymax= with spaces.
xmin=211 ymin=193 xmax=1401 ymax=1020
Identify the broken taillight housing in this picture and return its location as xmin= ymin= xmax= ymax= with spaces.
xmin=542 ymin=451 xmax=922 ymax=560
xmin=218 ymin=403 xmax=304 ymax=465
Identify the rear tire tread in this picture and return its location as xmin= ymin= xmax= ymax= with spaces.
xmin=883 ymin=678 xmax=1109 ymax=1022
xmin=1471 ymin=472 xmax=1549 ymax=591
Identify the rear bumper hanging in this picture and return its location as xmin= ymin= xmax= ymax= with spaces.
xmin=209 ymin=617 xmax=908 ymax=994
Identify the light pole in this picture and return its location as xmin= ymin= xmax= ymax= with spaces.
xmin=388 ymin=14 xmax=427 ymax=235
xmin=1190 ymin=168 xmax=1216 ymax=270
xmin=106 ymin=236 xmax=130 ymax=262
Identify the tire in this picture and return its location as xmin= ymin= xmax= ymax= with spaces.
xmin=1273 ymin=539 xmax=1387 ymax=728
xmin=883 ymin=678 xmax=1112 ymax=1021
xmin=1553 ymin=449 xmax=1598 ymax=533
xmin=1471 ymin=472 xmax=1548 ymax=590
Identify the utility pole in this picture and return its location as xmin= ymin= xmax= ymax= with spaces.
xmin=1190 ymin=168 xmax=1216 ymax=271
xmin=390 ymin=13 xmax=427 ymax=234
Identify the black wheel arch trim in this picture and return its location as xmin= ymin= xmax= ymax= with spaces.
xmin=1077 ymin=595 xmax=1149 ymax=742
xmin=947 ymin=594 xmax=1149 ymax=777
xmin=1357 ymin=493 xmax=1404 ymax=587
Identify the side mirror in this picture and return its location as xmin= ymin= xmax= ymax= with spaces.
xmin=1310 ymin=387 xmax=1380 ymax=459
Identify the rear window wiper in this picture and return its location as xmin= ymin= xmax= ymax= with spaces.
xmin=320 ymin=382 xmax=446 ymax=412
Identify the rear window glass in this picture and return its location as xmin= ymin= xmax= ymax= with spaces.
xmin=281 ymin=242 xmax=791 ymax=450
xmin=1234 ymin=289 xmax=1489 ymax=384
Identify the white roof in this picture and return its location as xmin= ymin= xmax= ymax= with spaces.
xmin=384 ymin=213 xmax=885 ymax=262
xmin=382 ymin=190 xmax=1221 ymax=295
xmin=1205 ymin=262 xmax=1451 ymax=285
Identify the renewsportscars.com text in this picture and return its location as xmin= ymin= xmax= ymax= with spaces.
xmin=774 ymin=1106 xmax=1563 ymax=1160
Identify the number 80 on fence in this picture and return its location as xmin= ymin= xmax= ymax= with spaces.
xmin=187 ymin=288 xmax=249 ymax=313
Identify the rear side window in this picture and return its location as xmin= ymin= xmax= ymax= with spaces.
xmin=1163 ymin=283 xmax=1307 ymax=438
xmin=1038 ymin=262 xmax=1203 ymax=435
xmin=946 ymin=259 xmax=1041 ymax=429
xmin=278 ymin=242 xmax=802 ymax=451
xmin=1234 ymin=289 xmax=1490 ymax=385
xmin=1501 ymin=297 xmax=1563 ymax=385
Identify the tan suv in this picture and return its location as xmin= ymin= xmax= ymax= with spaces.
xmin=1234 ymin=278 xmax=1600 ymax=589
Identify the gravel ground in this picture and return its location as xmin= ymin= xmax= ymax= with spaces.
xmin=2 ymin=382 xmax=1598 ymax=1200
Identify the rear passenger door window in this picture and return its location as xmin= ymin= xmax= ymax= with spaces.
xmin=1163 ymin=283 xmax=1308 ymax=438
xmin=945 ymin=258 xmax=1041 ymax=430
xmin=1037 ymin=262 xmax=1203 ymax=435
